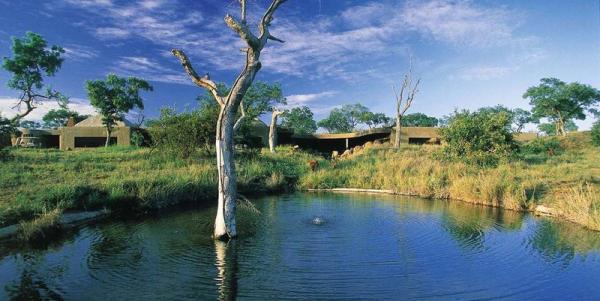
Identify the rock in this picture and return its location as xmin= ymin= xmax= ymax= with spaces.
xmin=341 ymin=149 xmax=352 ymax=158
xmin=331 ymin=151 xmax=339 ymax=159
xmin=535 ymin=205 xmax=557 ymax=216
xmin=363 ymin=141 xmax=373 ymax=149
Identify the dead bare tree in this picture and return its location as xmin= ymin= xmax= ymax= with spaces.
xmin=393 ymin=60 xmax=421 ymax=148
xmin=172 ymin=0 xmax=287 ymax=240
xmin=269 ymin=109 xmax=284 ymax=153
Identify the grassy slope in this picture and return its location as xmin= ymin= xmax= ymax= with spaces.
xmin=1 ymin=132 xmax=598 ymax=232
xmin=300 ymin=132 xmax=600 ymax=230
xmin=0 ymin=146 xmax=322 ymax=227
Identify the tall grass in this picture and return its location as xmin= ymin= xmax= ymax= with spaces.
xmin=300 ymin=133 xmax=600 ymax=230
xmin=0 ymin=146 xmax=319 ymax=227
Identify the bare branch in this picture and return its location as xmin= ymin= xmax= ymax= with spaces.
xmin=233 ymin=100 xmax=247 ymax=131
xmin=171 ymin=49 xmax=224 ymax=106
xmin=225 ymin=14 xmax=259 ymax=48
xmin=258 ymin=0 xmax=287 ymax=47
xmin=239 ymin=0 xmax=247 ymax=23
xmin=267 ymin=34 xmax=285 ymax=43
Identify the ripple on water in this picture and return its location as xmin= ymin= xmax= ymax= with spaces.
xmin=2 ymin=194 xmax=600 ymax=300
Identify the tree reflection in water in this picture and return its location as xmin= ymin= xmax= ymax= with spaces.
xmin=214 ymin=240 xmax=238 ymax=301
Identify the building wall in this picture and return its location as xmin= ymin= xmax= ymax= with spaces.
xmin=59 ymin=127 xmax=130 ymax=150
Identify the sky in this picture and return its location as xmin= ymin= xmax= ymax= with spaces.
xmin=0 ymin=0 xmax=599 ymax=130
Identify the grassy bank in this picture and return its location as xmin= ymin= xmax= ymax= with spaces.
xmin=300 ymin=132 xmax=600 ymax=231
xmin=2 ymin=132 xmax=599 ymax=237
xmin=0 ymin=146 xmax=322 ymax=230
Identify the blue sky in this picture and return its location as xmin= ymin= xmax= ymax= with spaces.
xmin=0 ymin=0 xmax=599 ymax=130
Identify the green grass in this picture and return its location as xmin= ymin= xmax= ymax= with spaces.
xmin=2 ymin=132 xmax=599 ymax=234
xmin=300 ymin=132 xmax=600 ymax=231
xmin=0 ymin=145 xmax=322 ymax=228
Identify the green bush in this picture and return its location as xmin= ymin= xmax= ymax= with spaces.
xmin=521 ymin=137 xmax=563 ymax=155
xmin=592 ymin=120 xmax=600 ymax=146
xmin=148 ymin=105 xmax=218 ymax=158
xmin=440 ymin=109 xmax=517 ymax=166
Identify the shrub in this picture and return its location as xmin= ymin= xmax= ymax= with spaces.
xmin=148 ymin=105 xmax=218 ymax=158
xmin=592 ymin=120 xmax=600 ymax=146
xmin=439 ymin=110 xmax=517 ymax=166
xmin=521 ymin=137 xmax=562 ymax=156
xmin=0 ymin=147 xmax=12 ymax=162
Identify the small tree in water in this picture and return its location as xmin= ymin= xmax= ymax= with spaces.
xmin=172 ymin=0 xmax=287 ymax=240
xmin=86 ymin=74 xmax=153 ymax=147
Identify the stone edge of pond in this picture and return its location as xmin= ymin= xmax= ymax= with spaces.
xmin=0 ymin=209 xmax=111 ymax=240
xmin=306 ymin=188 xmax=596 ymax=231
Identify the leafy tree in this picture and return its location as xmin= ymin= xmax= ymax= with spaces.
xmin=512 ymin=108 xmax=534 ymax=132
xmin=318 ymin=108 xmax=353 ymax=133
xmin=86 ymin=73 xmax=153 ymax=147
xmin=148 ymin=104 xmax=218 ymax=158
xmin=281 ymin=106 xmax=317 ymax=135
xmin=591 ymin=120 xmax=600 ymax=146
xmin=0 ymin=114 xmax=16 ymax=147
xmin=1 ymin=32 xmax=66 ymax=124
xmin=318 ymin=103 xmax=373 ymax=133
xmin=18 ymin=120 xmax=41 ymax=129
xmin=401 ymin=112 xmax=438 ymax=127
xmin=538 ymin=120 xmax=578 ymax=136
xmin=440 ymin=109 xmax=517 ymax=166
xmin=237 ymin=81 xmax=285 ymax=125
xmin=523 ymin=78 xmax=600 ymax=136
xmin=359 ymin=112 xmax=390 ymax=129
xmin=342 ymin=103 xmax=369 ymax=129
xmin=42 ymin=108 xmax=89 ymax=128
xmin=236 ymin=81 xmax=286 ymax=153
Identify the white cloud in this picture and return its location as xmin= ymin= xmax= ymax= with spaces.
xmin=458 ymin=65 xmax=515 ymax=80
xmin=111 ymin=56 xmax=191 ymax=85
xmin=340 ymin=3 xmax=386 ymax=28
xmin=95 ymin=27 xmax=131 ymax=39
xmin=57 ymin=0 xmax=542 ymax=82
xmin=286 ymin=91 xmax=337 ymax=106
xmin=402 ymin=0 xmax=518 ymax=47
xmin=0 ymin=97 xmax=96 ymax=121
xmin=63 ymin=44 xmax=100 ymax=60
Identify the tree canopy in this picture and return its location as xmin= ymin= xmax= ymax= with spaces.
xmin=401 ymin=113 xmax=438 ymax=127
xmin=86 ymin=73 xmax=152 ymax=145
xmin=281 ymin=106 xmax=317 ymax=135
xmin=1 ymin=32 xmax=66 ymax=123
xmin=318 ymin=103 xmax=388 ymax=133
xmin=523 ymin=78 xmax=600 ymax=136
xmin=440 ymin=109 xmax=517 ymax=166
xmin=42 ymin=108 xmax=89 ymax=128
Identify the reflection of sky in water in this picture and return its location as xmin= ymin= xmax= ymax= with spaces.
xmin=1 ymin=193 xmax=600 ymax=300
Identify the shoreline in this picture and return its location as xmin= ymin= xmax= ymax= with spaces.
xmin=306 ymin=187 xmax=597 ymax=231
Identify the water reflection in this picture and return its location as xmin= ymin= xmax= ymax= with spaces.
xmin=1 ymin=193 xmax=599 ymax=300
xmin=214 ymin=240 xmax=238 ymax=301
xmin=4 ymin=254 xmax=62 ymax=300
xmin=529 ymin=220 xmax=600 ymax=264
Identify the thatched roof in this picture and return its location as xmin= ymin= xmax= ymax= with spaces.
xmin=74 ymin=115 xmax=133 ymax=127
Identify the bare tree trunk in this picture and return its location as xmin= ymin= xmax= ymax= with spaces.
xmin=394 ymin=116 xmax=401 ymax=148
xmin=393 ymin=59 xmax=420 ymax=149
xmin=215 ymin=107 xmax=238 ymax=239
xmin=269 ymin=110 xmax=283 ymax=153
xmin=173 ymin=0 xmax=287 ymax=240
xmin=105 ymin=127 xmax=112 ymax=147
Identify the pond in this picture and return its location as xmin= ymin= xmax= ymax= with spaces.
xmin=1 ymin=193 xmax=600 ymax=300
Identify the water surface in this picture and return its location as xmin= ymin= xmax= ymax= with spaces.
xmin=1 ymin=193 xmax=600 ymax=300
